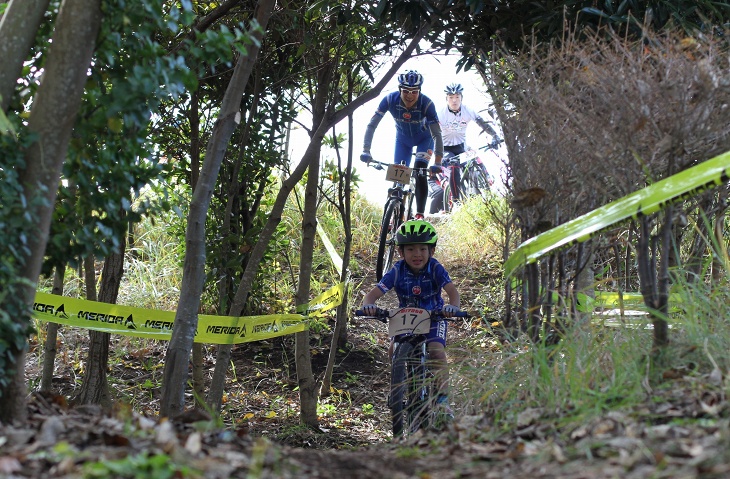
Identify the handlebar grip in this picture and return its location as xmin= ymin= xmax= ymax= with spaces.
xmin=354 ymin=309 xmax=388 ymax=323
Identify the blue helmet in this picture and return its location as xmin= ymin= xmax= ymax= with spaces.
xmin=398 ymin=70 xmax=424 ymax=89
xmin=444 ymin=83 xmax=463 ymax=95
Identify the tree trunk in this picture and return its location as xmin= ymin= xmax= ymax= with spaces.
xmin=653 ymin=208 xmax=673 ymax=348
xmin=685 ymin=197 xmax=713 ymax=282
xmin=712 ymin=193 xmax=728 ymax=283
xmin=188 ymin=84 xmax=206 ymax=405
xmin=321 ymin=114 xmax=355 ymax=396
xmin=574 ymin=244 xmax=595 ymax=327
xmin=0 ymin=0 xmax=51 ymax=111
xmin=40 ymin=266 xmax=65 ymax=392
xmin=637 ymin=214 xmax=670 ymax=350
xmin=160 ymin=0 xmax=276 ymax=419
xmin=0 ymin=0 xmax=102 ymax=426
xmin=74 ymin=238 xmax=125 ymax=409
xmin=294 ymin=147 xmax=322 ymax=427
xmin=526 ymin=262 xmax=541 ymax=342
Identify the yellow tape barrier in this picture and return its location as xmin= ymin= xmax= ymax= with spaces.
xmin=505 ymin=150 xmax=730 ymax=277
xmin=32 ymin=282 xmax=346 ymax=344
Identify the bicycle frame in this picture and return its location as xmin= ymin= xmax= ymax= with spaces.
xmin=364 ymin=158 xmax=427 ymax=279
xmin=433 ymin=145 xmax=497 ymax=212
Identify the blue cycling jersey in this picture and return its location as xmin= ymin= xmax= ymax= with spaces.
xmin=376 ymin=257 xmax=452 ymax=310
xmin=376 ymin=91 xmax=440 ymax=139
xmin=362 ymin=91 xmax=443 ymax=167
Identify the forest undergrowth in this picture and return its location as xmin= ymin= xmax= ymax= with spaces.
xmin=11 ymin=194 xmax=730 ymax=478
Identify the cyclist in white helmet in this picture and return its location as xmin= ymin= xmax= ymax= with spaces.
xmin=429 ymin=83 xmax=500 ymax=212
xmin=361 ymin=70 xmax=444 ymax=220
xmin=440 ymin=82 xmax=499 ymax=153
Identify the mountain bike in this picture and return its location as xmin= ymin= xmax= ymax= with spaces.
xmin=461 ymin=138 xmax=501 ymax=201
xmin=363 ymin=158 xmax=428 ymax=280
xmin=354 ymin=306 xmax=470 ymax=438
xmin=435 ymin=139 xmax=500 ymax=213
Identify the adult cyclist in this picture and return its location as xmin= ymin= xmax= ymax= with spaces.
xmin=429 ymin=83 xmax=500 ymax=212
xmin=361 ymin=70 xmax=444 ymax=220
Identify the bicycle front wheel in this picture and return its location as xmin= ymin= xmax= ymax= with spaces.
xmin=464 ymin=164 xmax=491 ymax=201
xmin=389 ymin=341 xmax=414 ymax=438
xmin=406 ymin=345 xmax=431 ymax=433
xmin=376 ymin=198 xmax=401 ymax=280
xmin=442 ymin=180 xmax=454 ymax=213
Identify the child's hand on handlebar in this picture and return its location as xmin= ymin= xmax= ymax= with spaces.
xmin=362 ymin=304 xmax=378 ymax=315
xmin=360 ymin=151 xmax=372 ymax=163
xmin=443 ymin=304 xmax=461 ymax=317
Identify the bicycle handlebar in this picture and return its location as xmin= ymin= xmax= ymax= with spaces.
xmin=362 ymin=159 xmax=430 ymax=175
xmin=481 ymin=137 xmax=504 ymax=151
xmin=362 ymin=158 xmax=390 ymax=171
xmin=354 ymin=308 xmax=470 ymax=321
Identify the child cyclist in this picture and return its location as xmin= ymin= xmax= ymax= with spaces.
xmin=360 ymin=219 xmax=461 ymax=417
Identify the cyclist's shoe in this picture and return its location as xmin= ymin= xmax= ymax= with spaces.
xmin=434 ymin=395 xmax=454 ymax=430
xmin=414 ymin=213 xmax=424 ymax=220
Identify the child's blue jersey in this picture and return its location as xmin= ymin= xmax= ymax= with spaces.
xmin=376 ymin=257 xmax=452 ymax=310
xmin=375 ymin=92 xmax=440 ymax=140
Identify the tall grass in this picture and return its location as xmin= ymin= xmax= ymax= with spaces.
xmin=452 ymin=325 xmax=652 ymax=426
xmin=450 ymin=262 xmax=730 ymax=437
xmin=120 ymin=211 xmax=184 ymax=311
xmin=437 ymin=195 xmax=506 ymax=264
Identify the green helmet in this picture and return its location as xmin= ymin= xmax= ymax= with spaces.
xmin=396 ymin=220 xmax=438 ymax=246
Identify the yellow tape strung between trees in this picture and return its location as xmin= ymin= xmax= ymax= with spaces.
xmin=504 ymin=151 xmax=730 ymax=278
xmin=32 ymin=282 xmax=346 ymax=344
xmin=317 ymin=223 xmax=343 ymax=277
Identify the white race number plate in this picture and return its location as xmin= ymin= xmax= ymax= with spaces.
xmin=385 ymin=164 xmax=412 ymax=183
xmin=388 ymin=307 xmax=431 ymax=336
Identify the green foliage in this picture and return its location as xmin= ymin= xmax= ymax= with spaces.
xmin=39 ymin=0 xmax=199 ymax=274
xmin=0 ymin=103 xmax=15 ymax=135
xmin=410 ymin=0 xmax=730 ymax=73
xmin=120 ymin=204 xmax=186 ymax=311
xmin=82 ymin=452 xmax=200 ymax=479
xmin=0 ymin=121 xmax=38 ymax=394
xmin=580 ymin=0 xmax=730 ymax=36
xmin=453 ymin=324 xmax=651 ymax=429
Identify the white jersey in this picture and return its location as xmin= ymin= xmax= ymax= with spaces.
xmin=438 ymin=103 xmax=484 ymax=146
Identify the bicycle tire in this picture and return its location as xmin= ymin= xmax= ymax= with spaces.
xmin=442 ymin=180 xmax=454 ymax=213
xmin=389 ymin=341 xmax=414 ymax=438
xmin=464 ymin=163 xmax=491 ymax=201
xmin=406 ymin=345 xmax=431 ymax=433
xmin=376 ymin=198 xmax=401 ymax=280
xmin=404 ymin=190 xmax=414 ymax=221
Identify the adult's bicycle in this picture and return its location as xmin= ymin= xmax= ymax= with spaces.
xmin=461 ymin=138 xmax=502 ymax=201
xmin=355 ymin=306 xmax=469 ymax=438
xmin=431 ymin=139 xmax=501 ymax=213
xmin=362 ymin=158 xmax=428 ymax=280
